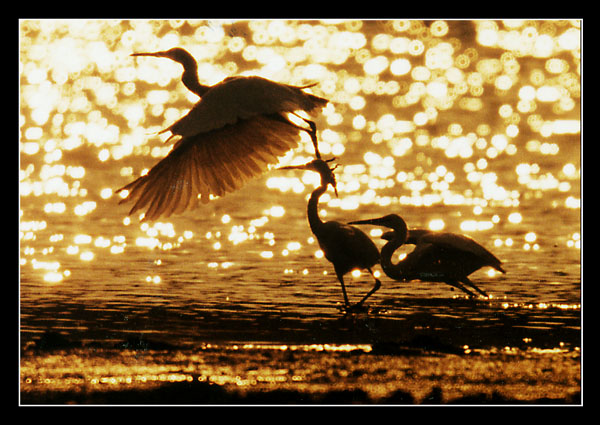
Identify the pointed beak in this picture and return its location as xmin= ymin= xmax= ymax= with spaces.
xmin=131 ymin=51 xmax=166 ymax=58
xmin=348 ymin=216 xmax=388 ymax=227
xmin=276 ymin=164 xmax=308 ymax=171
xmin=329 ymin=180 xmax=338 ymax=197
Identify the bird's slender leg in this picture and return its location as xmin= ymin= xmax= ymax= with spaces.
xmin=444 ymin=280 xmax=477 ymax=297
xmin=302 ymin=118 xmax=320 ymax=159
xmin=460 ymin=277 xmax=489 ymax=298
xmin=353 ymin=269 xmax=381 ymax=308
xmin=269 ymin=113 xmax=321 ymax=159
xmin=335 ymin=269 xmax=351 ymax=308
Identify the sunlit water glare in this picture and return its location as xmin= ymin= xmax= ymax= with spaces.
xmin=20 ymin=21 xmax=581 ymax=397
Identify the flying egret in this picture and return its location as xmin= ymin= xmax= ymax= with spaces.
xmin=118 ymin=47 xmax=328 ymax=221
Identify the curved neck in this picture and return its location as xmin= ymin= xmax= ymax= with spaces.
xmin=172 ymin=53 xmax=210 ymax=96
xmin=181 ymin=66 xmax=210 ymax=97
xmin=380 ymin=229 xmax=409 ymax=278
xmin=307 ymin=184 xmax=328 ymax=236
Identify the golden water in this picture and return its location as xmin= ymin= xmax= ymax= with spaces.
xmin=19 ymin=20 xmax=581 ymax=402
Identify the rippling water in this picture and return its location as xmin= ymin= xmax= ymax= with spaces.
xmin=19 ymin=20 xmax=581 ymax=403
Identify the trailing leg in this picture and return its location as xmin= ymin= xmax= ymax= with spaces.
xmin=354 ymin=268 xmax=381 ymax=308
xmin=335 ymin=269 xmax=351 ymax=308
xmin=460 ymin=276 xmax=489 ymax=298
xmin=444 ymin=280 xmax=476 ymax=297
xmin=302 ymin=118 xmax=320 ymax=159
xmin=270 ymin=113 xmax=321 ymax=159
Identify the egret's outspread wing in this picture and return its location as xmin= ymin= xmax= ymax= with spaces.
xmin=165 ymin=76 xmax=328 ymax=137
xmin=418 ymin=232 xmax=505 ymax=273
xmin=118 ymin=114 xmax=302 ymax=220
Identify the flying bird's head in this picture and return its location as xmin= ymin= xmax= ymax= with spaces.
xmin=131 ymin=47 xmax=207 ymax=96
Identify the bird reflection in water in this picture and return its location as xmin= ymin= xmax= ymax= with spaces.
xmin=278 ymin=159 xmax=381 ymax=311
xmin=349 ymin=214 xmax=505 ymax=298
xmin=118 ymin=47 xmax=328 ymax=221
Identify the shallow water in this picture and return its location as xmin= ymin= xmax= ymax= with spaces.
xmin=19 ymin=20 xmax=581 ymax=403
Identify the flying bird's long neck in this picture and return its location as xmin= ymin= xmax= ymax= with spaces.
xmin=177 ymin=56 xmax=210 ymax=97
xmin=307 ymin=183 xmax=328 ymax=237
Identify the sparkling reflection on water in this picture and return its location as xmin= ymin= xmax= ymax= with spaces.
xmin=20 ymin=20 xmax=580 ymax=353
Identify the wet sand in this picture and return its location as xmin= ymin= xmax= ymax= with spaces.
xmin=20 ymin=345 xmax=581 ymax=405
xmin=20 ymin=300 xmax=581 ymax=405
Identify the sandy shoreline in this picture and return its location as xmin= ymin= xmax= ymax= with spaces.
xmin=21 ymin=340 xmax=581 ymax=405
xmin=20 ymin=299 xmax=581 ymax=405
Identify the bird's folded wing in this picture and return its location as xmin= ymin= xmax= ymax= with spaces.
xmin=418 ymin=233 xmax=505 ymax=272
xmin=118 ymin=114 xmax=302 ymax=221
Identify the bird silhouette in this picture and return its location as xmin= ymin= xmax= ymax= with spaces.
xmin=349 ymin=214 xmax=505 ymax=298
xmin=279 ymin=159 xmax=381 ymax=311
xmin=118 ymin=47 xmax=328 ymax=221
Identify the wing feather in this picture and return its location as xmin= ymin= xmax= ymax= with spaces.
xmin=190 ymin=149 xmax=209 ymax=203
xmin=142 ymin=173 xmax=169 ymax=220
xmin=130 ymin=174 xmax=161 ymax=217
xmin=201 ymin=145 xmax=225 ymax=196
xmin=196 ymin=143 xmax=216 ymax=203
xmin=214 ymin=139 xmax=244 ymax=186
xmin=118 ymin=114 xmax=305 ymax=220
xmin=172 ymin=163 xmax=191 ymax=215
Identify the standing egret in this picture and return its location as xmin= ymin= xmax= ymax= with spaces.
xmin=279 ymin=159 xmax=381 ymax=311
xmin=118 ymin=47 xmax=328 ymax=221
xmin=349 ymin=214 xmax=505 ymax=298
